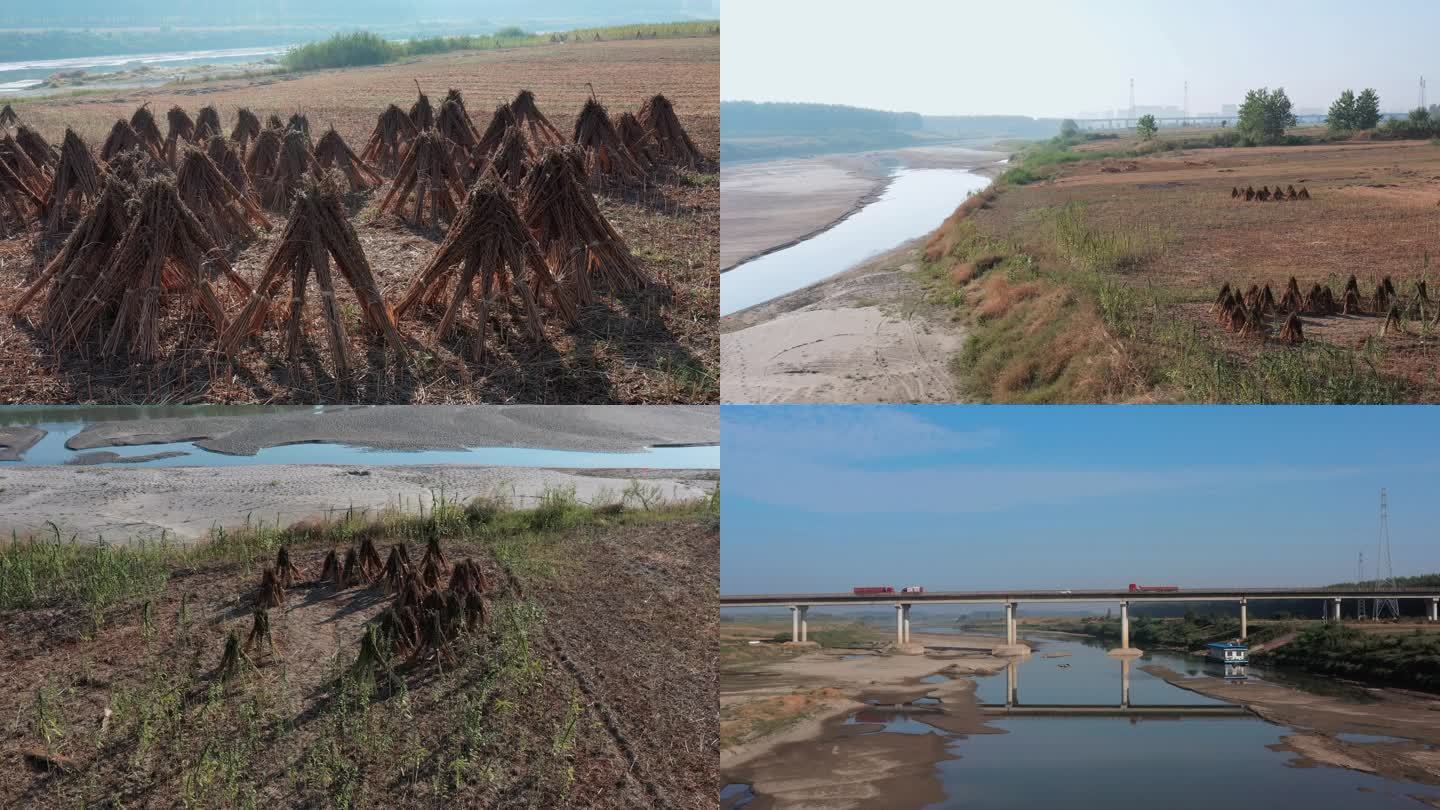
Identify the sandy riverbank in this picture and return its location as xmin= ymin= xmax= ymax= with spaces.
xmin=60 ymin=404 xmax=718 ymax=455
xmin=721 ymin=631 xmax=1009 ymax=810
xmin=720 ymin=243 xmax=969 ymax=403
xmin=720 ymin=145 xmax=1005 ymax=272
xmin=1145 ymin=663 xmax=1440 ymax=787
xmin=0 ymin=427 xmax=44 ymax=461
xmin=0 ymin=464 xmax=718 ymax=541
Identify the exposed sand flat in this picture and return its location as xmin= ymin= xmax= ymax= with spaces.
xmin=65 ymin=404 xmax=718 ymax=455
xmin=0 ymin=464 xmax=718 ymax=542
xmin=0 ymin=427 xmax=44 ymax=461
xmin=721 ymin=158 xmax=887 ymax=270
xmin=721 ymin=247 xmax=967 ymax=403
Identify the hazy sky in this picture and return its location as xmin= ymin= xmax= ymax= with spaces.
xmin=721 ymin=406 xmax=1440 ymax=594
xmin=720 ymin=0 xmax=1439 ymax=118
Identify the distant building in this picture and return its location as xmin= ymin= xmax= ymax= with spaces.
xmin=1205 ymin=641 xmax=1249 ymax=664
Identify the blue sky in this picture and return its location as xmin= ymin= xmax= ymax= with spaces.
xmin=721 ymin=406 xmax=1440 ymax=594
xmin=720 ymin=0 xmax=1440 ymax=118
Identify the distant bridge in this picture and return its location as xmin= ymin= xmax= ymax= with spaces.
xmin=720 ymin=587 xmax=1440 ymax=655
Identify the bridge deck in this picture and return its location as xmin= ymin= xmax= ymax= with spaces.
xmin=721 ymin=588 xmax=1440 ymax=607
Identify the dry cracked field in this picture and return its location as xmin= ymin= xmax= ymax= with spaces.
xmin=0 ymin=36 xmax=718 ymax=404
xmin=0 ymin=500 xmax=719 ymax=809
xmin=931 ymin=132 xmax=1440 ymax=402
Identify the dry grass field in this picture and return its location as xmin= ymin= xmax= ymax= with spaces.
xmin=922 ymin=130 xmax=1440 ymax=402
xmin=0 ymin=36 xmax=718 ymax=404
xmin=0 ymin=495 xmax=719 ymax=808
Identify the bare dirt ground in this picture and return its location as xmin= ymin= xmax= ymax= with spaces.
xmin=0 ymin=514 xmax=718 ymax=809
xmin=0 ymin=464 xmax=718 ymax=541
xmin=720 ymin=158 xmax=887 ymax=271
xmin=965 ymin=135 xmax=1440 ymax=400
xmin=0 ymin=37 xmax=719 ymax=404
xmin=720 ymin=244 xmax=967 ymax=403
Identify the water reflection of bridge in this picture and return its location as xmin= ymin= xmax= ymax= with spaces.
xmin=978 ymin=656 xmax=1252 ymax=718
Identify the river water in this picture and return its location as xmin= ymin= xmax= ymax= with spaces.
xmin=880 ymin=631 xmax=1440 ymax=808
xmin=0 ymin=45 xmax=288 ymax=92
xmin=0 ymin=407 xmax=719 ymax=468
xmin=719 ymin=168 xmax=992 ymax=316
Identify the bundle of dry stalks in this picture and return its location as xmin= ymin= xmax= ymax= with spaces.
xmin=13 ymin=175 xmax=131 ymax=316
xmin=638 ymin=93 xmax=704 ymax=167
xmin=218 ymin=630 xmax=253 ymax=681
xmin=128 ymin=106 xmax=165 ymax=158
xmin=42 ymin=129 xmax=100 ymax=234
xmin=410 ymin=84 xmax=435 ymax=131
xmin=100 ymin=119 xmax=153 ymax=163
xmin=163 ymin=106 xmax=196 ymax=164
xmin=16 ymin=125 xmax=56 ymax=171
xmin=396 ymin=176 xmax=576 ymax=359
xmin=511 ymin=89 xmax=565 ymax=149
xmin=1342 ymin=274 xmax=1363 ymax=315
xmin=245 ymin=607 xmax=274 ymax=655
xmin=475 ymin=103 xmax=518 ymax=159
xmin=359 ymin=537 xmax=385 ymax=580
xmin=376 ymin=129 xmax=465 ymax=227
xmin=49 ymin=175 xmax=250 ymax=361
xmin=1279 ymin=312 xmax=1304 ymax=344
xmin=572 ymin=98 xmax=645 ymax=183
xmin=256 ymin=566 xmax=285 ymax=608
xmin=232 ymin=107 xmax=261 ymax=147
xmin=361 ymin=104 xmax=418 ymax=175
xmin=288 ymin=112 xmax=310 ymax=137
xmin=314 ymin=127 xmax=382 ymax=191
xmin=220 ymin=174 xmax=409 ymax=377
xmin=195 ymin=105 xmax=223 ymax=141
xmin=319 ymin=549 xmax=342 ymax=586
xmin=258 ymin=129 xmax=320 ymax=210
xmin=1280 ymin=276 xmax=1303 ymax=313
xmin=276 ymin=546 xmax=303 ymax=588
xmin=104 ymin=147 xmax=166 ymax=188
xmin=176 ymin=146 xmax=269 ymax=244
xmin=340 ymin=547 xmax=364 ymax=587
xmin=206 ymin=136 xmax=250 ymax=197
xmin=245 ymin=128 xmax=283 ymax=185
xmin=521 ymin=146 xmax=650 ymax=305
xmin=1304 ymin=283 xmax=1336 ymax=316
xmin=1 ymin=131 xmax=47 ymax=192
xmin=437 ymin=92 xmax=479 ymax=154
xmin=614 ymin=110 xmax=657 ymax=169
xmin=0 ymin=156 xmax=41 ymax=237
xmin=382 ymin=544 xmax=413 ymax=593
xmin=0 ymin=103 xmax=15 ymax=128
xmin=479 ymin=126 xmax=532 ymax=190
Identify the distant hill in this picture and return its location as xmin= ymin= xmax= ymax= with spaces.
xmin=720 ymin=100 xmax=1068 ymax=163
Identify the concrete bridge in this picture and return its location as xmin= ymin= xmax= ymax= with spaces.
xmin=720 ymin=587 xmax=1440 ymax=657
xmin=1070 ymin=112 xmax=1406 ymax=132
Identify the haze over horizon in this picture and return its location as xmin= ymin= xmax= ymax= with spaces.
xmin=721 ymin=406 xmax=1440 ymax=594
xmin=721 ymin=0 xmax=1439 ymax=119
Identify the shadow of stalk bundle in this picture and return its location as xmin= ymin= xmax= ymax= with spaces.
xmin=522 ymin=146 xmax=651 ymax=305
xmin=395 ymin=175 xmax=576 ymax=360
xmin=220 ymin=173 xmax=409 ymax=376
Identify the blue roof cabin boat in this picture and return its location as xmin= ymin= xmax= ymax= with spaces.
xmin=1205 ymin=641 xmax=1249 ymax=665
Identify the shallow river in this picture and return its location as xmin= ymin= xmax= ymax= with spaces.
xmin=727 ymin=631 xmax=1440 ymax=808
xmin=719 ymin=168 xmax=992 ymax=316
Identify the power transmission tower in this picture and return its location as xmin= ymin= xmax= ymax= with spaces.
xmin=1129 ymin=78 xmax=1136 ymax=119
xmin=1374 ymin=489 xmax=1400 ymax=620
xmin=1356 ymin=552 xmax=1367 ymax=620
xmin=1421 ymin=76 xmax=1427 ymax=111
xmin=1183 ymin=81 xmax=1189 ymax=120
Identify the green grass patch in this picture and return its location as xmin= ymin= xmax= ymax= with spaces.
xmin=281 ymin=21 xmax=718 ymax=72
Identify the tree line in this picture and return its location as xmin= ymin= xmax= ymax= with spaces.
xmin=1128 ymin=85 xmax=1440 ymax=144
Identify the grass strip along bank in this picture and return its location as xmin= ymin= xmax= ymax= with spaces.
xmin=0 ymin=486 xmax=718 ymax=808
xmin=282 ymin=21 xmax=720 ymax=72
xmin=920 ymin=133 xmax=1411 ymax=403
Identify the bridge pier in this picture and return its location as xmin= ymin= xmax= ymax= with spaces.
xmin=1334 ymin=597 xmax=1343 ymax=622
xmin=799 ymin=605 xmax=809 ymax=643
xmin=992 ymin=601 xmax=1031 ymax=656
xmin=1239 ymin=598 xmax=1248 ymax=640
xmin=903 ymin=603 xmax=912 ymax=643
xmin=1006 ymin=661 xmax=1018 ymax=707
xmin=1431 ymin=598 xmax=1438 ymax=623
xmin=1120 ymin=657 xmax=1132 ymax=708
xmin=791 ymin=605 xmax=799 ymax=640
xmin=1109 ymin=600 xmax=1142 ymax=657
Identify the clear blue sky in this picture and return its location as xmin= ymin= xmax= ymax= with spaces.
xmin=720 ymin=0 xmax=1439 ymax=117
xmin=721 ymin=406 xmax=1440 ymax=594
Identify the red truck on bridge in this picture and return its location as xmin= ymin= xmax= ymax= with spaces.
xmin=853 ymin=586 xmax=895 ymax=595
xmin=1129 ymin=583 xmax=1180 ymax=592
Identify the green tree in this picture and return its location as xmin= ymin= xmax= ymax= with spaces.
xmin=1355 ymin=88 xmax=1382 ymax=130
xmin=1237 ymin=87 xmax=1297 ymax=144
xmin=1327 ymin=89 xmax=1357 ymax=131
xmin=1408 ymin=106 xmax=1432 ymax=126
xmin=1060 ymin=118 xmax=1080 ymax=139
xmin=1136 ymin=114 xmax=1158 ymax=140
